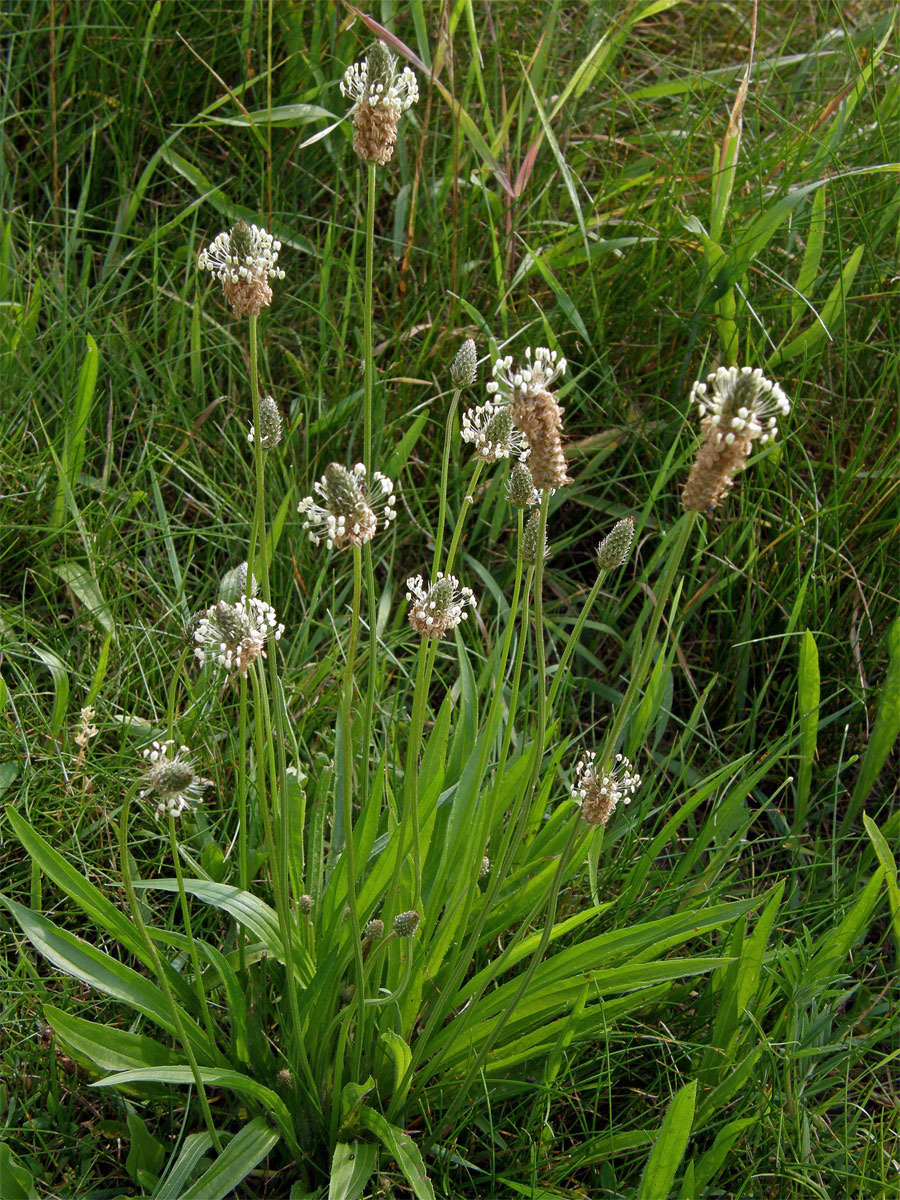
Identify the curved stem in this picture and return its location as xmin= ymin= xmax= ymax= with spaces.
xmin=444 ymin=458 xmax=484 ymax=579
xmin=546 ymin=572 xmax=606 ymax=716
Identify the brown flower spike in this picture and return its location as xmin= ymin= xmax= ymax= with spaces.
xmin=682 ymin=366 xmax=790 ymax=512
xmin=340 ymin=42 xmax=418 ymax=166
xmin=487 ymin=347 xmax=572 ymax=490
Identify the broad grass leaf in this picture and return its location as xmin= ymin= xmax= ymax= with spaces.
xmin=92 ymin=1067 xmax=298 ymax=1158
xmin=176 ymin=1119 xmax=280 ymax=1200
xmin=863 ymin=815 xmax=900 ymax=956
xmin=0 ymin=1143 xmax=38 ymax=1200
xmin=795 ymin=629 xmax=820 ymax=829
xmin=328 ymin=1142 xmax=378 ymax=1200
xmin=357 ymin=1108 xmax=434 ymax=1200
xmin=843 ymin=618 xmax=900 ymax=830
xmin=636 ymin=1078 xmax=697 ymax=1200
xmin=0 ymin=896 xmax=215 ymax=1065
xmin=45 ymin=1004 xmax=183 ymax=1074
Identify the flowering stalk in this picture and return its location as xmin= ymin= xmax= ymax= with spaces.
xmin=364 ymin=161 xmax=377 ymax=475
xmin=546 ymin=517 xmax=636 ymax=715
xmin=339 ymin=546 xmax=367 ymax=1075
xmin=432 ymin=339 xmax=477 ymax=577
xmin=167 ymin=811 xmax=219 ymax=1050
xmin=602 ymin=512 xmax=696 ymax=764
xmin=443 ymin=458 xmax=484 ymax=578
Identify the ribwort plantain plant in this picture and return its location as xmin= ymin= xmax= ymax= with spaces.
xmin=1 ymin=32 xmax=806 ymax=1200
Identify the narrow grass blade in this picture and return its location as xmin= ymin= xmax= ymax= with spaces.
xmin=863 ymin=815 xmax=900 ymax=956
xmin=768 ymin=244 xmax=864 ymax=367
xmin=636 ymin=1078 xmax=697 ymax=1200
xmin=841 ymin=617 xmax=900 ymax=831
xmin=795 ymin=629 xmax=820 ymax=829
xmin=51 ymin=334 xmax=99 ymax=530
xmin=790 ymin=185 xmax=826 ymax=324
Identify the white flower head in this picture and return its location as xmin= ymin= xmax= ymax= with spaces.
xmin=461 ymin=400 xmax=527 ymax=462
xmin=340 ymin=41 xmax=418 ymax=166
xmin=486 ymin=346 xmax=567 ymax=403
xmin=297 ymin=462 xmax=396 ymax=550
xmin=340 ymin=41 xmax=418 ymax=115
xmin=193 ymin=597 xmax=284 ymax=675
xmin=140 ymin=740 xmax=211 ymax=819
xmin=197 ymin=221 xmax=285 ymax=318
xmin=572 ymin=750 xmax=641 ymax=827
xmin=690 ymin=366 xmax=790 ymax=447
xmin=406 ymin=572 xmax=476 ymax=639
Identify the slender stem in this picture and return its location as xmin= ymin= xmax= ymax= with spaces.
xmin=444 ymin=458 xmax=484 ymax=578
xmin=247 ymin=314 xmax=268 ymax=600
xmin=547 ymin=573 xmax=606 ymax=715
xmin=339 ymin=547 xmax=367 ymax=1076
xmin=249 ymin=663 xmax=319 ymax=1109
xmin=403 ymin=643 xmax=431 ymax=910
xmin=602 ymin=512 xmax=696 ymax=763
xmin=118 ymin=788 xmax=223 ymax=1152
xmin=168 ymin=814 xmax=219 ymax=1052
xmin=524 ymin=491 xmax=551 ymax=809
xmin=426 ymin=813 xmax=584 ymax=1144
xmin=363 ymin=161 xmax=377 ymax=474
xmin=237 ymin=673 xmax=249 ymax=894
xmin=431 ymin=388 xmax=462 ymax=576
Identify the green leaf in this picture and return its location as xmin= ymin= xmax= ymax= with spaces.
xmin=208 ymin=102 xmax=334 ymax=127
xmin=636 ymin=1079 xmax=697 ymax=1199
xmin=32 ymin=646 xmax=69 ymax=738
xmin=843 ymin=618 xmax=900 ymax=830
xmin=52 ymin=561 xmax=116 ymax=637
xmin=52 ymin=333 xmax=99 ymax=529
xmin=176 ymin=1119 xmax=279 ymax=1200
xmin=149 ymin=1133 xmax=213 ymax=1200
xmin=5 ymin=808 xmax=195 ymax=1008
xmin=795 ymin=629 xmax=820 ymax=829
xmin=0 ymin=1144 xmax=38 ymax=1200
xmin=136 ymin=878 xmax=314 ymax=984
xmin=125 ymin=1106 xmax=166 ymax=1186
xmin=863 ymin=815 xmax=900 ymax=956
xmin=379 ymin=1030 xmax=413 ymax=1109
xmin=790 ymin=185 xmax=826 ymax=324
xmin=0 ymin=896 xmax=214 ymax=1065
xmin=45 ymin=1004 xmax=184 ymax=1074
xmin=681 ymin=1117 xmax=755 ymax=1198
xmin=768 ymin=244 xmax=865 ymax=367
xmin=92 ymin=1067 xmax=299 ymax=1160
xmin=328 ymin=1142 xmax=379 ymax=1200
xmin=357 ymin=1108 xmax=435 ymax=1200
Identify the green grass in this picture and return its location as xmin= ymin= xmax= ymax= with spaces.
xmin=2 ymin=0 xmax=899 ymax=1196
